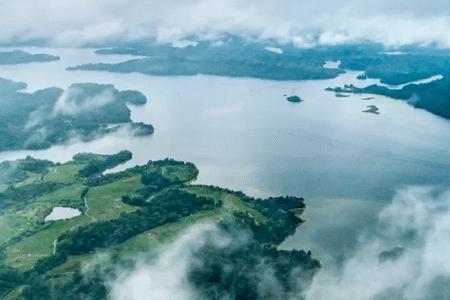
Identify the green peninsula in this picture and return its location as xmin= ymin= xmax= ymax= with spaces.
xmin=0 ymin=151 xmax=318 ymax=299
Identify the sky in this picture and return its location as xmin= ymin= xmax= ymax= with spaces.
xmin=1 ymin=0 xmax=450 ymax=47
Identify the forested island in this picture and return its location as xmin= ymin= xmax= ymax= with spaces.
xmin=0 ymin=78 xmax=153 ymax=151
xmin=286 ymin=95 xmax=302 ymax=103
xmin=362 ymin=105 xmax=380 ymax=114
xmin=0 ymin=151 xmax=319 ymax=299
xmin=0 ymin=50 xmax=59 ymax=65
xmin=68 ymin=37 xmax=344 ymax=80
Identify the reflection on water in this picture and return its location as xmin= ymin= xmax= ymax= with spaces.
xmin=0 ymin=47 xmax=450 ymax=256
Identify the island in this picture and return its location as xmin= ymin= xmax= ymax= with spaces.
xmin=356 ymin=73 xmax=368 ymax=80
xmin=0 ymin=78 xmax=153 ymax=151
xmin=0 ymin=151 xmax=319 ymax=299
xmin=362 ymin=105 xmax=380 ymax=114
xmin=335 ymin=93 xmax=351 ymax=98
xmin=286 ymin=95 xmax=303 ymax=103
xmin=0 ymin=50 xmax=59 ymax=64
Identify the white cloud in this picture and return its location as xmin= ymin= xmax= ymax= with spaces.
xmin=305 ymin=186 xmax=450 ymax=300
xmin=52 ymin=86 xmax=114 ymax=116
xmin=110 ymin=224 xmax=216 ymax=300
xmin=1 ymin=0 xmax=450 ymax=47
xmin=265 ymin=47 xmax=283 ymax=54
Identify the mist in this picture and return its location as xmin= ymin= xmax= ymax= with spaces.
xmin=2 ymin=0 xmax=450 ymax=47
xmin=109 ymin=222 xmax=315 ymax=300
xmin=52 ymin=86 xmax=114 ymax=116
xmin=306 ymin=186 xmax=450 ymax=300
xmin=105 ymin=186 xmax=450 ymax=300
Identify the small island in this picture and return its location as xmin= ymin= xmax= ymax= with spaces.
xmin=335 ymin=93 xmax=351 ymax=98
xmin=357 ymin=73 xmax=368 ymax=80
xmin=0 ymin=50 xmax=59 ymax=64
xmin=379 ymin=246 xmax=405 ymax=263
xmin=286 ymin=95 xmax=303 ymax=103
xmin=362 ymin=105 xmax=380 ymax=114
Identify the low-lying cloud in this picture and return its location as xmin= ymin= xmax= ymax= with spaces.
xmin=306 ymin=186 xmax=450 ymax=300
xmin=26 ymin=86 xmax=115 ymax=130
xmin=109 ymin=222 xmax=313 ymax=300
xmin=110 ymin=224 xmax=247 ymax=300
xmin=2 ymin=0 xmax=450 ymax=48
xmin=52 ymin=87 xmax=114 ymax=116
xmin=104 ymin=186 xmax=450 ymax=300
xmin=110 ymin=225 xmax=211 ymax=300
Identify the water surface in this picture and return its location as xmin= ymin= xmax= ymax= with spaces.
xmin=0 ymin=47 xmax=450 ymax=257
xmin=44 ymin=207 xmax=82 ymax=222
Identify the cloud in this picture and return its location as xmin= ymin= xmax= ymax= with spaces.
xmin=52 ymin=86 xmax=114 ymax=116
xmin=110 ymin=224 xmax=221 ymax=300
xmin=305 ymin=186 xmax=450 ymax=300
xmin=109 ymin=221 xmax=314 ymax=300
xmin=25 ymin=86 xmax=115 ymax=131
xmin=2 ymin=0 xmax=450 ymax=47
xmin=110 ymin=225 xmax=206 ymax=300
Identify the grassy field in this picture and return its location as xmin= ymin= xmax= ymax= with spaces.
xmin=85 ymin=175 xmax=141 ymax=221
xmin=38 ymin=185 xmax=269 ymax=283
xmin=44 ymin=163 xmax=84 ymax=184
xmin=5 ymin=215 xmax=91 ymax=271
xmin=0 ymin=183 xmax=85 ymax=246
xmin=0 ymin=154 xmax=142 ymax=273
xmin=184 ymin=185 xmax=266 ymax=224
xmin=4 ymin=175 xmax=141 ymax=271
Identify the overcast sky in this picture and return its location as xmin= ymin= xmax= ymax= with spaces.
xmin=2 ymin=0 xmax=450 ymax=47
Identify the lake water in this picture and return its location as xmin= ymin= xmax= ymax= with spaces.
xmin=44 ymin=206 xmax=82 ymax=221
xmin=1 ymin=47 xmax=450 ymax=258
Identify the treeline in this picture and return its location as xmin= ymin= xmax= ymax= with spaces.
xmin=78 ymin=150 xmax=132 ymax=177
xmin=0 ymin=181 xmax=63 ymax=210
xmin=0 ymin=157 xmax=54 ymax=184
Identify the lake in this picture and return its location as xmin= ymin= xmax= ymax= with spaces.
xmin=44 ymin=207 xmax=82 ymax=222
xmin=1 ymin=47 xmax=450 ymax=258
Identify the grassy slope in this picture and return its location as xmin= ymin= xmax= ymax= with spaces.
xmin=1 ymin=153 xmax=298 ymax=299
xmin=41 ymin=186 xmax=264 ymax=283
